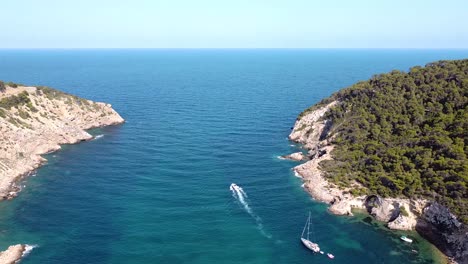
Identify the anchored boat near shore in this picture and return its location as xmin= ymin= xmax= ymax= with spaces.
xmin=300 ymin=212 xmax=321 ymax=253
xmin=301 ymin=212 xmax=336 ymax=259
xmin=400 ymin=236 xmax=413 ymax=243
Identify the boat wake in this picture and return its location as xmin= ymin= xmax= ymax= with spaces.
xmin=230 ymin=183 xmax=272 ymax=239
xmin=93 ymin=134 xmax=104 ymax=140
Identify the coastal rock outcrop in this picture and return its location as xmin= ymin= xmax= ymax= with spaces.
xmin=0 ymin=85 xmax=124 ymax=199
xmin=288 ymin=102 xmax=366 ymax=215
xmin=416 ymin=203 xmax=468 ymax=263
xmin=0 ymin=244 xmax=25 ymax=264
xmin=280 ymin=152 xmax=307 ymax=161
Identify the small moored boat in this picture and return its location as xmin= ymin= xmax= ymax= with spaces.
xmin=327 ymin=253 xmax=335 ymax=259
xmin=400 ymin=235 xmax=413 ymax=243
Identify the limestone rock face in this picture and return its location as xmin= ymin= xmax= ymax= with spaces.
xmin=0 ymin=244 xmax=25 ymax=264
xmin=370 ymin=199 xmax=399 ymax=222
xmin=0 ymin=85 xmax=124 ymax=199
xmin=287 ymin=101 xmax=366 ymax=215
xmin=417 ymin=203 xmax=468 ymax=264
xmin=289 ymin=101 xmax=337 ymax=149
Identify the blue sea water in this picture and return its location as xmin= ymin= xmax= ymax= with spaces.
xmin=0 ymin=49 xmax=467 ymax=264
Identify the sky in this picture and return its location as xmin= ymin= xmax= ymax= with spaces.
xmin=1 ymin=0 xmax=467 ymax=49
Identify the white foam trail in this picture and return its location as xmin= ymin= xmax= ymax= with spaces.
xmin=22 ymin=244 xmax=38 ymax=257
xmin=294 ymin=170 xmax=302 ymax=178
xmin=93 ymin=134 xmax=104 ymax=140
xmin=230 ymin=183 xmax=271 ymax=239
xmin=237 ymin=186 xmax=248 ymax=198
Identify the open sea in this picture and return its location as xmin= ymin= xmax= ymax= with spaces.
xmin=0 ymin=49 xmax=467 ymax=264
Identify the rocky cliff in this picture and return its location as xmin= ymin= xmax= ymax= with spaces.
xmin=0 ymin=85 xmax=124 ymax=200
xmin=0 ymin=83 xmax=124 ymax=264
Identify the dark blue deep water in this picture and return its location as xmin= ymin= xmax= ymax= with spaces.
xmin=0 ymin=49 xmax=467 ymax=264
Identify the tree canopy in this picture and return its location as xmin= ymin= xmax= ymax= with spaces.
xmin=314 ymin=59 xmax=468 ymax=223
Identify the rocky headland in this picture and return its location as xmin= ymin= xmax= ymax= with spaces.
xmin=285 ymin=60 xmax=468 ymax=263
xmin=0 ymin=245 xmax=25 ymax=264
xmin=288 ymin=101 xmax=466 ymax=263
xmin=289 ymin=101 xmax=426 ymax=227
xmin=0 ymin=82 xmax=124 ymax=263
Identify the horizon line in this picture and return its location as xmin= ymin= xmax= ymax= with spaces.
xmin=1 ymin=47 xmax=468 ymax=50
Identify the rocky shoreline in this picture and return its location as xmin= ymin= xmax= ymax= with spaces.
xmin=0 ymin=84 xmax=124 ymax=263
xmin=284 ymin=101 xmax=467 ymax=263
xmin=0 ymin=245 xmax=25 ymax=264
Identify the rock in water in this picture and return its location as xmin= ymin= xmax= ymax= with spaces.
xmin=280 ymin=152 xmax=307 ymax=161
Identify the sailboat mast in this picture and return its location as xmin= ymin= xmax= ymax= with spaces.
xmin=301 ymin=217 xmax=307 ymax=238
xmin=307 ymin=212 xmax=310 ymax=240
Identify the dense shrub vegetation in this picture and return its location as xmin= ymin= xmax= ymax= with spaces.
xmin=0 ymin=91 xmax=31 ymax=109
xmin=0 ymin=81 xmax=21 ymax=91
xmin=316 ymin=60 xmax=468 ymax=223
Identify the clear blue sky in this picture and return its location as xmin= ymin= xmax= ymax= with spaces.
xmin=1 ymin=0 xmax=467 ymax=48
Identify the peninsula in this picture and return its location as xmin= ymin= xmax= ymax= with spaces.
xmin=0 ymin=81 xmax=124 ymax=263
xmin=284 ymin=60 xmax=467 ymax=263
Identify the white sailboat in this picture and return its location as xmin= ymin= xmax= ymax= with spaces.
xmin=301 ymin=212 xmax=320 ymax=253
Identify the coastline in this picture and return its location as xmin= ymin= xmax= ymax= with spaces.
xmin=0 ymin=85 xmax=124 ymax=263
xmin=0 ymin=86 xmax=125 ymax=200
xmin=0 ymin=245 xmax=25 ymax=264
xmin=285 ymin=101 xmax=454 ymax=263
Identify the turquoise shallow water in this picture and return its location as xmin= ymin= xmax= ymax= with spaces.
xmin=0 ymin=49 xmax=467 ymax=263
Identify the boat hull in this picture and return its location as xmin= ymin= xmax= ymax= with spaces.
xmin=400 ymin=236 xmax=413 ymax=243
xmin=301 ymin=238 xmax=320 ymax=253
